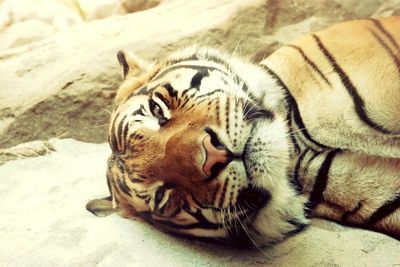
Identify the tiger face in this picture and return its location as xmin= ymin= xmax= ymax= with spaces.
xmin=87 ymin=47 xmax=308 ymax=247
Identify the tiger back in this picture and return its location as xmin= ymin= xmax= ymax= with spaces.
xmin=261 ymin=17 xmax=400 ymax=237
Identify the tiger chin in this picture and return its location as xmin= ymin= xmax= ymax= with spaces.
xmin=87 ymin=17 xmax=400 ymax=248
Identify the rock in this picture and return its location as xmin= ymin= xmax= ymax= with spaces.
xmin=121 ymin=0 xmax=162 ymax=13
xmin=334 ymin=0 xmax=387 ymax=18
xmin=0 ymin=0 xmax=83 ymax=50
xmin=372 ymin=0 xmax=400 ymax=17
xmin=263 ymin=0 xmax=353 ymax=34
xmin=0 ymin=19 xmax=56 ymax=50
xmin=0 ymin=0 xmax=83 ymax=32
xmin=0 ymin=139 xmax=399 ymax=266
xmin=67 ymin=0 xmax=164 ymax=21
xmin=77 ymin=0 xmax=127 ymax=21
xmin=0 ymin=139 xmax=54 ymax=165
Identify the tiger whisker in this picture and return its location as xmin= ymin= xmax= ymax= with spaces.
xmin=285 ymin=127 xmax=308 ymax=138
xmin=94 ymin=123 xmax=109 ymax=128
xmin=237 ymin=205 xmax=270 ymax=258
xmin=102 ymin=108 xmax=112 ymax=114
xmin=231 ymin=39 xmax=243 ymax=58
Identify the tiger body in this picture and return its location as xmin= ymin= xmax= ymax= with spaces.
xmin=263 ymin=17 xmax=400 ymax=237
xmin=87 ymin=17 xmax=400 ymax=246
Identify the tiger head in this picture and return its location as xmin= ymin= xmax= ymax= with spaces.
xmin=87 ymin=47 xmax=308 ymax=247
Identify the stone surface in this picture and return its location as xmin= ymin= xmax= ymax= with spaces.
xmin=0 ymin=0 xmax=83 ymax=31
xmin=121 ymin=0 xmax=162 ymax=13
xmin=77 ymin=0 xmax=126 ymax=20
xmin=373 ymin=0 xmax=400 ymax=17
xmin=0 ymin=0 xmax=165 ymax=51
xmin=0 ymin=139 xmax=399 ymax=266
xmin=0 ymin=19 xmax=57 ymax=50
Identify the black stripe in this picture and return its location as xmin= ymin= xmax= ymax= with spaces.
xmin=285 ymin=218 xmax=308 ymax=238
xmin=306 ymin=149 xmax=341 ymax=211
xmin=132 ymin=105 xmax=145 ymax=116
xmin=288 ymin=45 xmax=331 ymax=86
xmin=106 ymin=170 xmax=113 ymax=197
xmin=122 ymin=121 xmax=129 ymax=153
xmin=216 ymin=98 xmax=221 ymax=126
xmin=191 ymin=194 xmax=209 ymax=209
xmin=116 ymin=175 xmax=132 ymax=196
xmin=369 ymin=18 xmax=400 ymax=53
xmin=149 ymin=216 xmax=221 ymax=230
xmin=179 ymin=95 xmax=192 ymax=109
xmin=163 ymin=83 xmax=178 ymax=99
xmin=109 ymin=113 xmax=120 ymax=153
xmin=181 ymin=87 xmax=196 ymax=98
xmin=195 ymin=89 xmax=223 ymax=101
xmin=312 ymin=34 xmax=394 ymax=134
xmin=205 ymin=54 xmax=233 ymax=72
xmin=131 ymin=187 xmax=149 ymax=200
xmin=260 ymin=65 xmax=330 ymax=149
xmin=130 ymin=178 xmax=144 ymax=183
xmin=139 ymin=211 xmax=222 ymax=230
xmin=115 ymin=157 xmax=126 ymax=173
xmin=304 ymin=150 xmax=322 ymax=174
xmin=287 ymin=107 xmax=300 ymax=153
xmin=366 ymin=194 xmax=400 ymax=225
xmin=291 ymin=149 xmax=308 ymax=194
xmin=137 ymin=86 xmax=148 ymax=95
xmin=226 ymin=97 xmax=231 ymax=135
xmin=154 ymin=62 xmax=248 ymax=102
xmin=190 ymin=69 xmax=209 ymax=90
xmin=368 ymin=29 xmax=400 ymax=76
xmin=166 ymin=54 xmax=199 ymax=65
xmin=341 ymin=201 xmax=363 ymax=221
xmin=154 ymin=92 xmax=170 ymax=108
xmin=154 ymin=186 xmax=166 ymax=212
xmin=117 ymin=115 xmax=127 ymax=152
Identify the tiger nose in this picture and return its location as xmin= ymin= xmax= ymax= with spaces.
xmin=202 ymin=135 xmax=232 ymax=176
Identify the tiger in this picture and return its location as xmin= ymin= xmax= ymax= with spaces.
xmin=86 ymin=16 xmax=400 ymax=247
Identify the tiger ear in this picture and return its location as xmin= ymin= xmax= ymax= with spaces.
xmin=86 ymin=196 xmax=116 ymax=217
xmin=115 ymin=51 xmax=163 ymax=103
xmin=117 ymin=50 xmax=144 ymax=80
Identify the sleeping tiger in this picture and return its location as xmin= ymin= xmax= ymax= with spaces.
xmin=87 ymin=16 xmax=400 ymax=247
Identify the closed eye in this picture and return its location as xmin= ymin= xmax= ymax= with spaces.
xmin=154 ymin=186 xmax=171 ymax=216
xmin=154 ymin=186 xmax=165 ymax=207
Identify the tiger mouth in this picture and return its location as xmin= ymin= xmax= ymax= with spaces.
xmin=235 ymin=185 xmax=271 ymax=212
xmin=239 ymin=142 xmax=270 ymax=211
xmin=234 ymin=120 xmax=272 ymax=210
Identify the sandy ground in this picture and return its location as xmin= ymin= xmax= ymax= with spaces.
xmin=1 ymin=139 xmax=399 ymax=266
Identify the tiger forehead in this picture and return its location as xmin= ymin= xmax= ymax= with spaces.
xmin=132 ymin=63 xmax=235 ymax=97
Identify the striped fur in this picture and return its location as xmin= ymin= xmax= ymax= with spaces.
xmin=87 ymin=17 xmax=400 ymax=247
